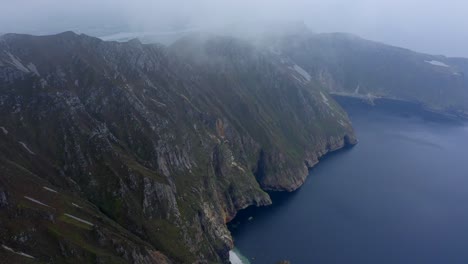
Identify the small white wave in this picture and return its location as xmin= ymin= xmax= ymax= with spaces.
xmin=229 ymin=249 xmax=251 ymax=264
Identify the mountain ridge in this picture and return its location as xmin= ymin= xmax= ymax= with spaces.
xmin=3 ymin=26 xmax=467 ymax=262
xmin=0 ymin=31 xmax=355 ymax=263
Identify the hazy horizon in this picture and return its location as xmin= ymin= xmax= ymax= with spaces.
xmin=1 ymin=0 xmax=467 ymax=57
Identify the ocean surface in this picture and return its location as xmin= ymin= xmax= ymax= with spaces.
xmin=229 ymin=98 xmax=468 ymax=264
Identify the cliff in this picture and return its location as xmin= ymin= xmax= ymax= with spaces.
xmin=0 ymin=32 xmax=355 ymax=263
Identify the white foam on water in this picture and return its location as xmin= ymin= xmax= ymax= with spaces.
xmin=229 ymin=251 xmax=243 ymax=264
xmin=229 ymin=249 xmax=251 ymax=264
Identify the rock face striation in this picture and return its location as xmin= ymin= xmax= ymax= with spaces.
xmin=0 ymin=32 xmax=355 ymax=263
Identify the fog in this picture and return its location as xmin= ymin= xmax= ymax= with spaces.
xmin=1 ymin=0 xmax=467 ymax=57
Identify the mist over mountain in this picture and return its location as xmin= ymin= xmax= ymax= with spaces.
xmin=2 ymin=0 xmax=468 ymax=57
xmin=1 ymin=19 xmax=467 ymax=262
xmin=1 ymin=1 xmax=468 ymax=264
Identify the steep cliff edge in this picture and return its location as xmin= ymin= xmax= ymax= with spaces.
xmin=0 ymin=32 xmax=355 ymax=263
xmin=170 ymin=34 xmax=357 ymax=192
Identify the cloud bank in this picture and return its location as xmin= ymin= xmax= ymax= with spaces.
xmin=1 ymin=0 xmax=467 ymax=56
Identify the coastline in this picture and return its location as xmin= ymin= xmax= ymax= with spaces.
xmin=224 ymin=98 xmax=468 ymax=264
xmin=226 ymin=132 xmax=357 ymax=218
xmin=331 ymin=93 xmax=468 ymax=122
xmin=225 ymin=94 xmax=468 ymax=262
xmin=226 ymin=133 xmax=357 ymax=260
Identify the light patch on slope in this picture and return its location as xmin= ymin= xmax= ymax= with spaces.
xmin=100 ymin=28 xmax=199 ymax=42
xmin=43 ymin=187 xmax=58 ymax=193
xmin=320 ymin=92 xmax=331 ymax=107
xmin=231 ymin=161 xmax=246 ymax=173
xmin=100 ymin=32 xmax=143 ymax=41
xmin=27 ymin=62 xmax=40 ymax=76
xmin=291 ymin=64 xmax=311 ymax=82
xmin=291 ymin=75 xmax=305 ymax=84
xmin=18 ymin=141 xmax=35 ymax=155
xmin=64 ymin=213 xmax=94 ymax=226
xmin=2 ymin=245 xmax=35 ymax=259
xmin=40 ymin=79 xmax=48 ymax=88
xmin=354 ymin=85 xmax=360 ymax=94
xmin=425 ymin=60 xmax=449 ymax=68
xmin=150 ymin=98 xmax=167 ymax=107
xmin=24 ymin=196 xmax=51 ymax=208
xmin=269 ymin=46 xmax=282 ymax=55
xmin=0 ymin=126 xmax=7 ymax=135
xmin=6 ymin=52 xmax=30 ymax=73
xmin=72 ymin=203 xmax=83 ymax=209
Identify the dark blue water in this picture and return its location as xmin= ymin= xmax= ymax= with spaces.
xmin=229 ymin=99 xmax=468 ymax=264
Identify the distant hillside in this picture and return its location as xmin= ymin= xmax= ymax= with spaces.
xmin=254 ymin=26 xmax=468 ymax=117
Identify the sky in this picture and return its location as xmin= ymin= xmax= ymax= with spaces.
xmin=1 ymin=0 xmax=467 ymax=57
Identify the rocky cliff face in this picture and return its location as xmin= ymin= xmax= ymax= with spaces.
xmin=0 ymin=32 xmax=355 ymax=263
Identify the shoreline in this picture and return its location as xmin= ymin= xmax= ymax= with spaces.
xmin=331 ymin=93 xmax=468 ymax=122
xmin=224 ymin=97 xmax=468 ymax=264
xmin=227 ymin=140 xmax=354 ymax=222
xmin=226 ymin=133 xmax=356 ymax=219
xmin=225 ymin=94 xmax=468 ymax=262
xmin=226 ymin=135 xmax=356 ymax=259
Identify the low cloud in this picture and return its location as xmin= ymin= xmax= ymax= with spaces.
xmin=1 ymin=0 xmax=467 ymax=56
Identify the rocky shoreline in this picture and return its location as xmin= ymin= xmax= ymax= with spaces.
xmin=333 ymin=94 xmax=468 ymax=122
xmin=225 ymin=133 xmax=357 ymax=258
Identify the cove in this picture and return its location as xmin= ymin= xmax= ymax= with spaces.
xmin=228 ymin=97 xmax=468 ymax=264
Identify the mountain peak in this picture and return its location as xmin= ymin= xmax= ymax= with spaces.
xmin=54 ymin=30 xmax=78 ymax=37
